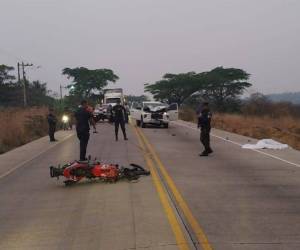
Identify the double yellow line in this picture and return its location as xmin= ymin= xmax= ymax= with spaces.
xmin=132 ymin=123 xmax=213 ymax=250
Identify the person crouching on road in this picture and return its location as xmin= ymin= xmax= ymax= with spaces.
xmin=113 ymin=100 xmax=128 ymax=141
xmin=197 ymin=102 xmax=213 ymax=156
xmin=74 ymin=100 xmax=96 ymax=161
xmin=47 ymin=108 xmax=57 ymax=142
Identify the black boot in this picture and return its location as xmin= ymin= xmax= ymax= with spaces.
xmin=207 ymin=148 xmax=213 ymax=154
xmin=199 ymin=151 xmax=209 ymax=157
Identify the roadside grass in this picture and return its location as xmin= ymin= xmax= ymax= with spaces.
xmin=180 ymin=108 xmax=300 ymax=150
xmin=0 ymin=107 xmax=49 ymax=154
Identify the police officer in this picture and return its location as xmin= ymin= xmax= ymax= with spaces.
xmin=107 ymin=104 xmax=113 ymax=123
xmin=112 ymin=100 xmax=128 ymax=141
xmin=124 ymin=102 xmax=130 ymax=123
xmin=47 ymin=108 xmax=57 ymax=142
xmin=74 ymin=100 xmax=96 ymax=161
xmin=197 ymin=102 xmax=213 ymax=156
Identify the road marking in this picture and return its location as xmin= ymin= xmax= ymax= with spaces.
xmin=137 ymin=127 xmax=213 ymax=250
xmin=131 ymin=125 xmax=191 ymax=250
xmin=174 ymin=121 xmax=300 ymax=168
xmin=0 ymin=133 xmax=75 ymax=180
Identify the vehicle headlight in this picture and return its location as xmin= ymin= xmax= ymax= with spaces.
xmin=163 ymin=112 xmax=167 ymax=116
xmin=62 ymin=115 xmax=69 ymax=123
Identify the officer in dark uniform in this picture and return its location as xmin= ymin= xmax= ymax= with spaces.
xmin=124 ymin=102 xmax=130 ymax=123
xmin=47 ymin=108 xmax=57 ymax=142
xmin=197 ymin=102 xmax=213 ymax=156
xmin=107 ymin=104 xmax=113 ymax=123
xmin=112 ymin=100 xmax=128 ymax=141
xmin=74 ymin=100 xmax=96 ymax=161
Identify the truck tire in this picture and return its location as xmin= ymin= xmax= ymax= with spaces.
xmin=136 ymin=120 xmax=141 ymax=127
xmin=163 ymin=123 xmax=169 ymax=128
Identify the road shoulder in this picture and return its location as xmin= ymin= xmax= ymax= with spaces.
xmin=174 ymin=120 xmax=300 ymax=167
xmin=0 ymin=130 xmax=74 ymax=178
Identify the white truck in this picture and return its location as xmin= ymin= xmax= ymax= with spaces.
xmin=130 ymin=101 xmax=178 ymax=128
xmin=93 ymin=88 xmax=124 ymax=122
xmin=103 ymin=88 xmax=124 ymax=107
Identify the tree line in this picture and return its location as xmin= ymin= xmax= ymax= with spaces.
xmin=0 ymin=65 xmax=120 ymax=109
xmin=145 ymin=66 xmax=300 ymax=118
xmin=1 ymin=64 xmax=253 ymax=112
xmin=2 ymin=62 xmax=299 ymax=120
xmin=0 ymin=64 xmax=54 ymax=107
xmin=144 ymin=67 xmax=252 ymax=112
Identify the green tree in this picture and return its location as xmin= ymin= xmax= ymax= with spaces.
xmin=0 ymin=65 xmax=20 ymax=106
xmin=201 ymin=67 xmax=251 ymax=111
xmin=27 ymin=81 xmax=54 ymax=106
xmin=0 ymin=64 xmax=55 ymax=107
xmin=145 ymin=67 xmax=251 ymax=111
xmin=62 ymin=67 xmax=119 ymax=98
xmin=145 ymin=72 xmax=202 ymax=105
xmin=0 ymin=65 xmax=15 ymax=85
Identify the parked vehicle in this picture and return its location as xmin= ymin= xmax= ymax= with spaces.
xmin=93 ymin=104 xmax=110 ymax=122
xmin=130 ymin=101 xmax=178 ymax=128
xmin=104 ymin=88 xmax=124 ymax=107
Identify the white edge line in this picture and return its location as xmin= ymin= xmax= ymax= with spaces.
xmin=0 ymin=133 xmax=75 ymax=180
xmin=173 ymin=121 xmax=300 ymax=169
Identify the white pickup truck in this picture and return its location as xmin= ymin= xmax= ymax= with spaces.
xmin=130 ymin=101 xmax=178 ymax=128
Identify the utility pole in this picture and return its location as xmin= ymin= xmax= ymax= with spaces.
xmin=60 ymin=84 xmax=63 ymax=100
xmin=17 ymin=63 xmax=21 ymax=84
xmin=22 ymin=62 xmax=27 ymax=107
xmin=20 ymin=62 xmax=33 ymax=107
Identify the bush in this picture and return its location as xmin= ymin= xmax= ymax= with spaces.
xmin=0 ymin=107 xmax=49 ymax=154
xmin=180 ymin=104 xmax=300 ymax=150
xmin=212 ymin=113 xmax=300 ymax=150
xmin=179 ymin=107 xmax=197 ymax=123
xmin=241 ymin=93 xmax=300 ymax=118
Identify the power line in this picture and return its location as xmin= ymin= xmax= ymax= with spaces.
xmin=17 ymin=62 xmax=34 ymax=107
xmin=0 ymin=48 xmax=40 ymax=69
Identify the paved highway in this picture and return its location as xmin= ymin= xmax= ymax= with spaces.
xmin=0 ymin=120 xmax=300 ymax=250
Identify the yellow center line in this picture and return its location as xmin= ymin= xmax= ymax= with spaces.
xmin=130 ymin=122 xmax=190 ymax=250
xmin=136 ymin=127 xmax=213 ymax=250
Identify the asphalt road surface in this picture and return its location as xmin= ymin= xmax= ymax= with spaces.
xmin=0 ymin=120 xmax=300 ymax=250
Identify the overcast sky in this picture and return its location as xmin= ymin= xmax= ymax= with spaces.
xmin=1 ymin=0 xmax=300 ymax=96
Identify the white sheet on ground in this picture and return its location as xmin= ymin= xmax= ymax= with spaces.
xmin=242 ymin=139 xmax=288 ymax=150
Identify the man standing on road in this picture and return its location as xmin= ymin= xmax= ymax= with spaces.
xmin=74 ymin=100 xmax=96 ymax=161
xmin=47 ymin=108 xmax=57 ymax=142
xmin=197 ymin=102 xmax=213 ymax=156
xmin=107 ymin=104 xmax=113 ymax=123
xmin=124 ymin=102 xmax=130 ymax=123
xmin=113 ymin=100 xmax=128 ymax=141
